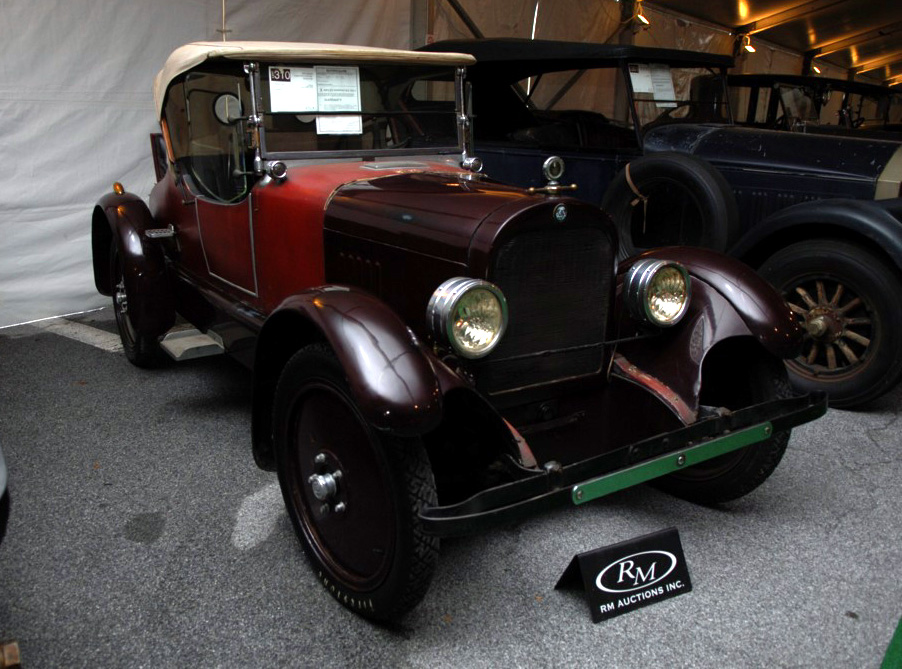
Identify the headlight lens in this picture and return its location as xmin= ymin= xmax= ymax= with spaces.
xmin=624 ymin=259 xmax=691 ymax=327
xmin=427 ymin=278 xmax=508 ymax=358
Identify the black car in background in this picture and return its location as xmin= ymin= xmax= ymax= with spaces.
xmin=421 ymin=38 xmax=902 ymax=409
xmin=728 ymin=73 xmax=902 ymax=139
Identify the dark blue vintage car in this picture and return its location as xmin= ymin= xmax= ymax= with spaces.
xmin=421 ymin=38 xmax=902 ymax=409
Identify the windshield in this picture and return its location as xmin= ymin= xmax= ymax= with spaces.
xmin=627 ymin=65 xmax=730 ymax=131
xmin=467 ymin=62 xmax=729 ymax=151
xmin=777 ymin=85 xmax=822 ymax=123
xmin=731 ymin=80 xmax=902 ymax=130
xmin=258 ymin=63 xmax=460 ymax=156
xmin=844 ymin=91 xmax=902 ymax=128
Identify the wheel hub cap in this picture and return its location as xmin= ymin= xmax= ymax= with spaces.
xmin=308 ymin=472 xmax=340 ymax=501
xmin=786 ymin=278 xmax=872 ymax=374
xmin=115 ymin=281 xmax=128 ymax=314
xmin=804 ymin=309 xmax=841 ymax=342
xmin=307 ymin=452 xmax=346 ymax=515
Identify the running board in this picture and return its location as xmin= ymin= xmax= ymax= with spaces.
xmin=160 ymin=329 xmax=224 ymax=361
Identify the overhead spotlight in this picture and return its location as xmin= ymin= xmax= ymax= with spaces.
xmin=812 ymin=64 xmax=822 ymax=74
xmin=742 ymin=34 xmax=756 ymax=53
xmin=636 ymin=1 xmax=650 ymax=25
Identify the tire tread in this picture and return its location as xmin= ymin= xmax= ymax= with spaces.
xmin=273 ymin=343 xmax=439 ymax=622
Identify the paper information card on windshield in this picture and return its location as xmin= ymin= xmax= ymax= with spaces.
xmin=315 ymin=66 xmax=363 ymax=134
xmin=268 ymin=65 xmax=362 ymax=134
xmin=269 ymin=67 xmax=317 ymax=112
xmin=628 ymin=63 xmax=677 ymax=108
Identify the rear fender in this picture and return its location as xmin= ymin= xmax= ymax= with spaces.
xmin=731 ymin=198 xmax=902 ymax=271
xmin=91 ymin=190 xmax=175 ymax=337
xmin=252 ymin=287 xmax=444 ymax=469
xmin=615 ymin=247 xmax=803 ymax=422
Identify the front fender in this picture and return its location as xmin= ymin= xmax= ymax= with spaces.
xmin=643 ymin=246 xmax=803 ymax=358
xmin=252 ymin=286 xmax=443 ymax=468
xmin=615 ymin=247 xmax=803 ymax=422
xmin=92 ymin=190 xmax=174 ymax=337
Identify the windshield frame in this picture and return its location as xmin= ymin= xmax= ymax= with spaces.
xmin=248 ymin=60 xmax=467 ymax=162
xmin=621 ymin=62 xmax=734 ymax=137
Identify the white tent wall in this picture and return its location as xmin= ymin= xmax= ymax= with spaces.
xmin=429 ymin=0 xmax=623 ymax=43
xmin=0 ymin=0 xmax=412 ymax=328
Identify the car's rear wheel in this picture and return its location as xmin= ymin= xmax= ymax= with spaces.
xmin=758 ymin=240 xmax=902 ymax=408
xmin=109 ymin=242 xmax=163 ymax=368
xmin=273 ymin=344 xmax=439 ymax=621
xmin=652 ymin=343 xmax=792 ymax=504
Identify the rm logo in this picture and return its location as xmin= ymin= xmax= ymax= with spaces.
xmin=596 ymin=550 xmax=677 ymax=593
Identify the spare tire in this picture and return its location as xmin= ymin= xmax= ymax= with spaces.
xmin=602 ymin=152 xmax=739 ymax=259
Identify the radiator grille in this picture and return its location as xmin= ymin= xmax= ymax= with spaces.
xmin=476 ymin=227 xmax=613 ymax=394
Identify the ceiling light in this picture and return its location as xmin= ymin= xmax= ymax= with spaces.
xmin=812 ymin=64 xmax=822 ymax=74
xmin=636 ymin=1 xmax=650 ymax=25
xmin=743 ymin=34 xmax=756 ymax=53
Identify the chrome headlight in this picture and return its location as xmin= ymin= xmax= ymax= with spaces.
xmin=427 ymin=278 xmax=508 ymax=359
xmin=624 ymin=258 xmax=691 ymax=327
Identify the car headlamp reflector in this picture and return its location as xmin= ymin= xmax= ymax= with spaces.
xmin=427 ymin=278 xmax=508 ymax=358
xmin=624 ymin=259 xmax=691 ymax=327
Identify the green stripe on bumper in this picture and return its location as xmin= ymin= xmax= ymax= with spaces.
xmin=572 ymin=422 xmax=773 ymax=505
xmin=881 ymin=617 xmax=902 ymax=669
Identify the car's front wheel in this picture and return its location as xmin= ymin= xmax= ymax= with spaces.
xmin=758 ymin=239 xmax=902 ymax=408
xmin=652 ymin=343 xmax=792 ymax=504
xmin=273 ymin=344 xmax=439 ymax=621
xmin=109 ymin=242 xmax=164 ymax=368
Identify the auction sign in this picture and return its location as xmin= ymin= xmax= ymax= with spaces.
xmin=556 ymin=527 xmax=692 ymax=622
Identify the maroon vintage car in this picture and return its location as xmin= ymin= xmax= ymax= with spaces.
xmin=91 ymin=41 xmax=825 ymax=621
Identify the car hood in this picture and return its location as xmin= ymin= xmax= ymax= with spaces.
xmin=644 ymin=124 xmax=900 ymax=183
xmin=324 ymin=169 xmax=538 ymax=265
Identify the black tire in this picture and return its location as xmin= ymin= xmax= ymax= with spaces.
xmin=273 ymin=344 xmax=439 ymax=621
xmin=110 ymin=241 xmax=163 ymax=368
xmin=653 ymin=343 xmax=792 ymax=504
xmin=758 ymin=240 xmax=902 ymax=408
xmin=602 ymin=152 xmax=739 ymax=259
xmin=0 ymin=490 xmax=8 ymax=545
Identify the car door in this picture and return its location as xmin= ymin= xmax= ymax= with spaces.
xmin=177 ymin=70 xmax=258 ymax=298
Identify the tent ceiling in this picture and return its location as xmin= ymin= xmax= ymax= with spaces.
xmin=648 ymin=0 xmax=902 ymax=85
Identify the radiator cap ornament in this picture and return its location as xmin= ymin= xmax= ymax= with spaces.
xmin=528 ymin=155 xmax=578 ymax=196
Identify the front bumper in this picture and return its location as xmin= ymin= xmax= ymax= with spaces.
xmin=419 ymin=391 xmax=827 ymax=537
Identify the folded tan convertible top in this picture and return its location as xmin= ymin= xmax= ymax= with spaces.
xmin=153 ymin=41 xmax=475 ymax=118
